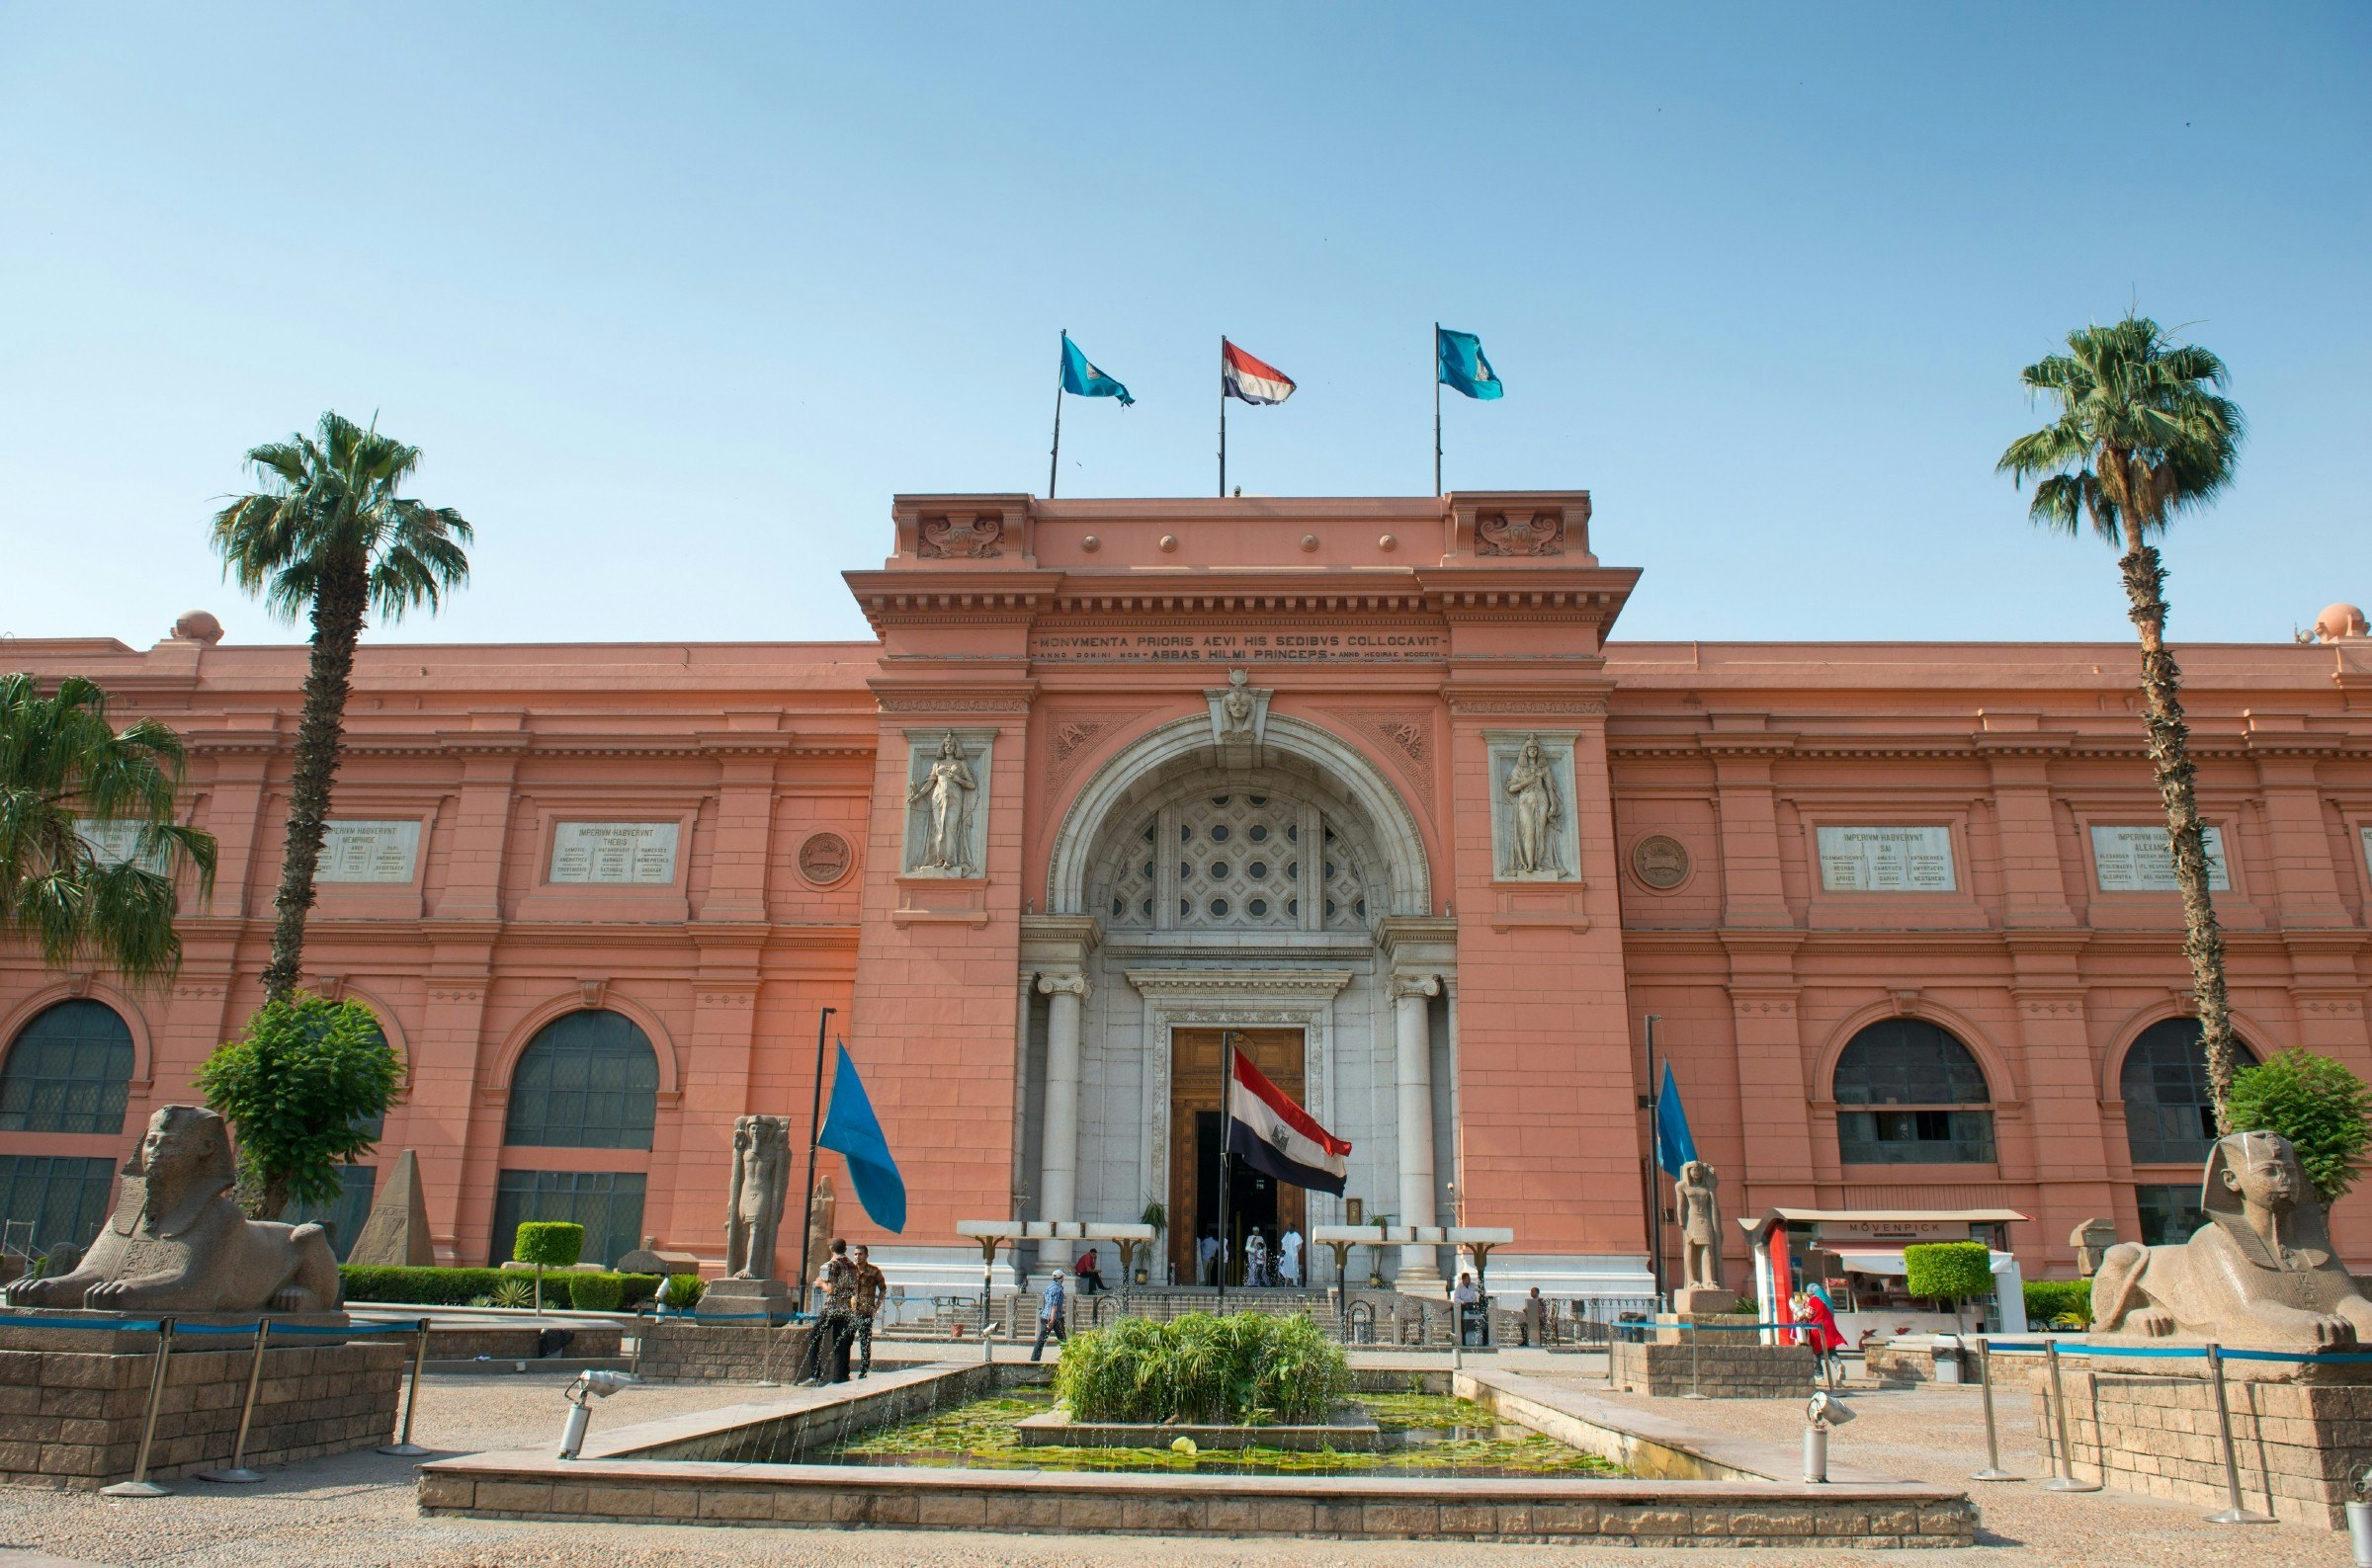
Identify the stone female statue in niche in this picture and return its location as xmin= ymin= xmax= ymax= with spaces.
xmin=1503 ymin=734 xmax=1563 ymax=875
xmin=908 ymin=732 xmax=977 ymax=873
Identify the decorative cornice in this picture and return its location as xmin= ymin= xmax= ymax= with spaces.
xmin=1125 ymin=968 xmax=1354 ymax=1001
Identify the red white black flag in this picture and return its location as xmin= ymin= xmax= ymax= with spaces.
xmin=1226 ymin=1048 xmax=1350 ymax=1195
xmin=1221 ymin=339 xmax=1297 ymax=405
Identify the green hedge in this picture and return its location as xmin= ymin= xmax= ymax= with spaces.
xmin=337 ymin=1265 xmax=659 ymax=1310
xmin=2023 ymin=1279 xmax=2093 ymax=1326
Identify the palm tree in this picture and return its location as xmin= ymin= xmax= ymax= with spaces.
xmin=0 ymin=673 xmax=217 ymax=982
xmin=1997 ymin=314 xmax=2245 ymax=1123
xmin=212 ymin=412 xmax=473 ymax=1003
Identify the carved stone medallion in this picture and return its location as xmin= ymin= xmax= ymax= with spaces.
xmin=918 ymin=513 xmax=1004 ymax=559
xmin=1476 ymin=512 xmax=1564 ymax=557
xmin=1631 ymin=834 xmax=1690 ymax=890
xmin=798 ymin=831 xmax=853 ymax=886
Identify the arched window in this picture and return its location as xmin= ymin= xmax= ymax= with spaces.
xmin=0 ymin=1000 xmax=134 ymax=1135
xmin=503 ymin=1010 xmax=658 ymax=1149
xmin=1833 ymin=1018 xmax=1995 ymax=1164
xmin=2121 ymin=1018 xmax=2257 ymax=1167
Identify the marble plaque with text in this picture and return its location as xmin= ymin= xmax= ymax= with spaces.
xmin=2091 ymin=824 xmax=2228 ymax=893
xmin=74 ymin=819 xmax=165 ymax=871
xmin=1816 ymin=825 xmax=1957 ymax=892
xmin=549 ymin=821 xmax=679 ymax=885
xmin=317 ymin=820 xmax=422 ymax=884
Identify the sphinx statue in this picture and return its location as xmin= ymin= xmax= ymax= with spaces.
xmin=3 ymin=1106 xmax=342 ymax=1313
xmin=2092 ymin=1128 xmax=2372 ymax=1350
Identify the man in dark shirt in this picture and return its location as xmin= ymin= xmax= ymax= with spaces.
xmin=796 ymin=1238 xmax=859 ymax=1385
xmin=851 ymin=1243 xmax=888 ymax=1378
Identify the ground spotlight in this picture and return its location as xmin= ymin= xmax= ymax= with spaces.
xmin=557 ymin=1369 xmax=640 ymax=1459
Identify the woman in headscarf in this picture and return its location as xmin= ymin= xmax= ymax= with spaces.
xmin=1791 ymin=1288 xmax=1846 ymax=1386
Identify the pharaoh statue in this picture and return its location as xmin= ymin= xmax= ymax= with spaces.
xmin=1503 ymin=734 xmax=1562 ymax=875
xmin=2092 ymin=1129 xmax=2372 ymax=1352
xmin=907 ymin=732 xmax=977 ymax=874
xmin=723 ymin=1114 xmax=793 ymax=1280
xmin=805 ymin=1173 xmax=838 ymax=1285
xmin=3 ymin=1106 xmax=341 ymax=1313
xmin=1672 ymin=1159 xmax=1727 ymax=1311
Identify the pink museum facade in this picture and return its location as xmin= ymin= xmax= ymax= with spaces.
xmin=4 ymin=490 xmax=2370 ymax=1293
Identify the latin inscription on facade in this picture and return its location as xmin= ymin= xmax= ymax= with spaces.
xmin=1030 ymin=628 xmax=1446 ymax=664
xmin=1816 ymin=826 xmax=1957 ymax=892
xmin=549 ymin=821 xmax=680 ymax=885
xmin=2091 ymin=825 xmax=2229 ymax=893
xmin=74 ymin=819 xmax=165 ymax=871
xmin=316 ymin=820 xmax=422 ymax=883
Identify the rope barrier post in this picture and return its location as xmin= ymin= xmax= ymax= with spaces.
xmin=1683 ymin=1317 xmax=1707 ymax=1400
xmin=101 ymin=1317 xmax=177 ymax=1498
xmin=2203 ymin=1343 xmax=2274 ymax=1525
xmin=1969 ymin=1337 xmax=2017 ymax=1481
xmin=378 ymin=1318 xmax=434 ymax=1457
xmin=2040 ymin=1339 xmax=2098 ymax=1493
xmin=197 ymin=1320 xmax=271 ymax=1483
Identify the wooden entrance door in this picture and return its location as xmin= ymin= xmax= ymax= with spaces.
xmin=1167 ymin=1027 xmax=1305 ymax=1283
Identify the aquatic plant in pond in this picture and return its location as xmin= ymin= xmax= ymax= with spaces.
xmin=821 ymin=1386 xmax=1624 ymax=1478
xmin=1055 ymin=1310 xmax=1352 ymax=1426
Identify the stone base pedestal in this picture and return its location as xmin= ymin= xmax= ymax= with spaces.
xmin=1669 ymin=1285 xmax=1734 ymax=1315
xmin=2036 ymin=1364 xmax=2372 ymax=1528
xmin=1611 ymin=1317 xmax=1813 ymax=1398
xmin=704 ymin=1277 xmax=793 ymax=1316
xmin=0 ymin=1331 xmax=403 ymax=1488
xmin=635 ymin=1319 xmax=815 ymax=1383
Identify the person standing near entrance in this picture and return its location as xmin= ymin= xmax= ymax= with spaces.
xmin=1279 ymin=1225 xmax=1304 ymax=1287
xmin=1245 ymin=1229 xmax=1269 ymax=1287
xmin=1199 ymin=1228 xmax=1222 ymax=1285
xmin=1030 ymin=1270 xmax=1067 ymax=1362
xmin=851 ymin=1243 xmax=887 ymax=1378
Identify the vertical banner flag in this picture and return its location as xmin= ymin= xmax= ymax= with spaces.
xmin=1221 ymin=339 xmax=1298 ymax=404
xmin=1435 ymin=326 xmax=1503 ymax=399
xmin=1226 ymin=1048 xmax=1350 ymax=1195
xmin=1059 ymin=333 xmax=1134 ymax=405
xmin=1653 ymin=1060 xmax=1698 ymax=1179
xmin=817 ymin=1040 xmax=907 ymax=1232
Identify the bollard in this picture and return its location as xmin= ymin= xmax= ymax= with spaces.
xmin=1803 ymin=1419 xmax=1827 ymax=1484
xmin=197 ymin=1320 xmax=272 ymax=1483
xmin=378 ymin=1319 xmax=434 ymax=1456
xmin=1968 ymin=1338 xmax=2017 ymax=1482
xmin=2040 ymin=1339 xmax=2098 ymax=1493
xmin=101 ymin=1317 xmax=177 ymax=1498
xmin=2202 ymin=1343 xmax=2274 ymax=1525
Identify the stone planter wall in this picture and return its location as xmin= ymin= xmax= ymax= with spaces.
xmin=1609 ymin=1338 xmax=1813 ymax=1399
xmin=635 ymin=1320 xmax=815 ymax=1383
xmin=2035 ymin=1366 xmax=2372 ymax=1529
xmin=0 ymin=1337 xmax=404 ymax=1489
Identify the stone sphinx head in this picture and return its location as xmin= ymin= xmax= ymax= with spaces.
xmin=128 ymin=1106 xmax=237 ymax=1219
xmin=2202 ymin=1128 xmax=2330 ymax=1269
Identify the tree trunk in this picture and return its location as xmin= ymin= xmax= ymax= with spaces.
xmin=2118 ymin=531 xmax=2240 ymax=1126
xmin=260 ymin=554 xmax=369 ymax=1004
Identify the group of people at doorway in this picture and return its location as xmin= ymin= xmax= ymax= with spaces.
xmin=794 ymin=1237 xmax=888 ymax=1385
xmin=1196 ymin=1224 xmax=1305 ymax=1286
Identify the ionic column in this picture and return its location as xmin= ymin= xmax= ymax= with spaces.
xmin=1392 ymin=973 xmax=1442 ymax=1282
xmin=1036 ymin=973 xmax=1091 ymax=1251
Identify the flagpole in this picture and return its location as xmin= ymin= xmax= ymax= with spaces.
xmin=1049 ymin=331 xmax=1066 ymax=499
xmin=1643 ymin=1014 xmax=1664 ymax=1303
xmin=1217 ymin=337 xmax=1228 ymax=499
xmin=1217 ymin=1031 xmax=1232 ymax=1305
xmin=795 ymin=1006 xmax=836 ymax=1315
xmin=1433 ymin=323 xmax=1443 ymax=497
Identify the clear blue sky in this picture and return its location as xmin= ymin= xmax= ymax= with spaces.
xmin=3 ymin=3 xmax=2364 ymax=651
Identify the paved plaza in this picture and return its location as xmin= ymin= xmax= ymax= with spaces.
xmin=0 ymin=1351 xmax=2353 ymax=1568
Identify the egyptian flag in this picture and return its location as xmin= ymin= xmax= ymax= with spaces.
xmin=1221 ymin=339 xmax=1297 ymax=405
xmin=1226 ymin=1048 xmax=1349 ymax=1194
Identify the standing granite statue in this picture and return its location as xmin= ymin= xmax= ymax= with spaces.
xmin=724 ymin=1114 xmax=793 ymax=1279
xmin=805 ymin=1174 xmax=837 ymax=1286
xmin=2092 ymin=1128 xmax=2372 ymax=1351
xmin=2 ymin=1106 xmax=341 ymax=1312
xmin=1671 ymin=1159 xmax=1728 ymax=1312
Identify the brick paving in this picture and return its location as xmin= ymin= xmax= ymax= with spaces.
xmin=0 ymin=1354 xmax=2355 ymax=1566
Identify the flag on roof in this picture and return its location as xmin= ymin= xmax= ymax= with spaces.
xmin=1059 ymin=333 xmax=1134 ymax=406
xmin=1222 ymin=339 xmax=1297 ymax=405
xmin=1436 ymin=326 xmax=1503 ymax=400
xmin=1226 ymin=1047 xmax=1349 ymax=1195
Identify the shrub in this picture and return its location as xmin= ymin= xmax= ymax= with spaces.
xmin=1055 ymin=1311 xmax=1351 ymax=1426
xmin=2229 ymin=1049 xmax=2372 ymax=1202
xmin=2022 ymin=1279 xmax=2093 ymax=1327
xmin=197 ymin=993 xmax=402 ymax=1217
xmin=485 ymin=1278 xmax=536 ymax=1309
xmin=1904 ymin=1241 xmax=1994 ymax=1332
xmin=569 ymin=1273 xmax=625 ymax=1313
xmin=340 ymin=1266 xmax=505 ymax=1304
xmin=513 ymin=1221 xmax=584 ymax=1313
xmin=663 ymin=1273 xmax=707 ymax=1311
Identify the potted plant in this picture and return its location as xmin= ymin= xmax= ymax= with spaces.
xmin=1138 ymin=1200 xmax=1166 ymax=1285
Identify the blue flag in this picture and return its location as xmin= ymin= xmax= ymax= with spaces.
xmin=1436 ymin=326 xmax=1504 ymax=400
xmin=1059 ymin=333 xmax=1134 ymax=406
xmin=1653 ymin=1060 xmax=1698 ymax=1179
xmin=818 ymin=1041 xmax=906 ymax=1233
